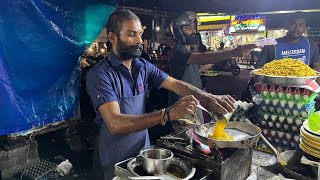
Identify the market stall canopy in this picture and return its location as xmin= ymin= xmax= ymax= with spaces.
xmin=0 ymin=0 xmax=121 ymax=135
xmin=124 ymin=0 xmax=320 ymax=14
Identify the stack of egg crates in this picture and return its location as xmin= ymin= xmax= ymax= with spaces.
xmin=256 ymin=83 xmax=317 ymax=153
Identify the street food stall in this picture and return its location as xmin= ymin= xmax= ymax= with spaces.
xmin=113 ymin=58 xmax=320 ymax=180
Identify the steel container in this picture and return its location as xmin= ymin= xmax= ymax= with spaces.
xmin=138 ymin=148 xmax=173 ymax=175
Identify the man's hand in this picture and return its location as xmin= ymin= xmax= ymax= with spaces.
xmin=168 ymin=95 xmax=198 ymax=120
xmin=233 ymin=44 xmax=257 ymax=57
xmin=206 ymin=94 xmax=236 ymax=114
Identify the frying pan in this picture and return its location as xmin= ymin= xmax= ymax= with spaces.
xmin=193 ymin=121 xmax=261 ymax=149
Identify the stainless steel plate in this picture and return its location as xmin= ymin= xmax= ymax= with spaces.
xmin=194 ymin=121 xmax=261 ymax=149
xmin=251 ymin=69 xmax=319 ymax=86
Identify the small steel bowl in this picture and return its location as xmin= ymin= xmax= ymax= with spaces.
xmin=138 ymin=148 xmax=173 ymax=175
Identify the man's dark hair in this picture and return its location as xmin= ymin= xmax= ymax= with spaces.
xmin=288 ymin=12 xmax=306 ymax=25
xmin=105 ymin=9 xmax=140 ymax=35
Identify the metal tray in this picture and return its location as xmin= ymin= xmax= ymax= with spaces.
xmin=193 ymin=121 xmax=261 ymax=149
xmin=251 ymin=69 xmax=319 ymax=85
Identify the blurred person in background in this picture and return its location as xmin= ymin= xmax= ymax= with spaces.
xmin=168 ymin=11 xmax=256 ymax=123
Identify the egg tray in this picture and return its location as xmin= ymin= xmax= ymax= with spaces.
xmin=19 ymin=159 xmax=57 ymax=180
xmin=258 ymin=84 xmax=314 ymax=97
xmin=261 ymin=128 xmax=300 ymax=143
xmin=260 ymin=98 xmax=315 ymax=113
xmin=260 ymin=114 xmax=305 ymax=132
xmin=261 ymin=113 xmax=305 ymax=127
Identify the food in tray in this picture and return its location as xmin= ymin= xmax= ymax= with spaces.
xmin=255 ymin=58 xmax=317 ymax=77
xmin=208 ymin=120 xmax=234 ymax=141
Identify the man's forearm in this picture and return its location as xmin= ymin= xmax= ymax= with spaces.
xmin=105 ymin=110 xmax=163 ymax=134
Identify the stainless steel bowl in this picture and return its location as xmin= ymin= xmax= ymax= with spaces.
xmin=138 ymin=148 xmax=173 ymax=175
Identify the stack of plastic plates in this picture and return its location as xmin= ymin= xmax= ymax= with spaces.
xmin=300 ymin=120 xmax=320 ymax=158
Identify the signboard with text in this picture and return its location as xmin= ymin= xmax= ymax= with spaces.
xmin=230 ymin=15 xmax=266 ymax=33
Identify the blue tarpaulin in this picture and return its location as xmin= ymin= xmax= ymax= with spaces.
xmin=0 ymin=0 xmax=120 ymax=135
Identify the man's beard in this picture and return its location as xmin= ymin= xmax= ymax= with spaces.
xmin=185 ymin=33 xmax=200 ymax=45
xmin=117 ymin=38 xmax=143 ymax=60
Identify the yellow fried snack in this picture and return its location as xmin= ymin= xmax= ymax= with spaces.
xmin=256 ymin=58 xmax=317 ymax=77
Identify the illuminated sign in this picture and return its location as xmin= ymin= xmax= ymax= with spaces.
xmin=230 ymin=15 xmax=266 ymax=33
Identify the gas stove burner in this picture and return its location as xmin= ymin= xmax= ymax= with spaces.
xmin=155 ymin=129 xmax=254 ymax=180
xmin=126 ymin=156 xmax=196 ymax=180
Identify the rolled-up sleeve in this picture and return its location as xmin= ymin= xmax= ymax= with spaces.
xmin=145 ymin=61 xmax=168 ymax=88
xmin=86 ymin=68 xmax=118 ymax=110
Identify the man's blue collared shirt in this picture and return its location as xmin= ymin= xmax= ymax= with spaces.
xmin=86 ymin=51 xmax=168 ymax=111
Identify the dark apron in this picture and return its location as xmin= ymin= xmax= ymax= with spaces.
xmin=92 ymin=59 xmax=150 ymax=180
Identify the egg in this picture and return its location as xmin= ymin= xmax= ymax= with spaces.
xmin=265 ymin=99 xmax=270 ymax=105
xmin=286 ymin=93 xmax=292 ymax=100
xmin=264 ymin=114 xmax=269 ymax=121
xmin=294 ymin=94 xmax=301 ymax=101
xmin=282 ymin=141 xmax=288 ymax=145
xmin=269 ymin=107 xmax=275 ymax=113
xmin=278 ymin=92 xmax=284 ymax=98
xmin=268 ymin=122 xmax=274 ymax=127
xmin=303 ymin=95 xmax=309 ymax=101
xmin=270 ymin=91 xmax=276 ymax=98
xmin=285 ymin=109 xmax=291 ymax=116
xmin=285 ymin=133 xmax=292 ymax=140
xmin=294 ymin=135 xmax=300 ymax=142
xmin=261 ymin=121 xmax=266 ymax=126
xmin=280 ymin=100 xmax=287 ymax=108
xmin=262 ymin=106 xmax=267 ymax=111
xmin=263 ymin=129 xmax=268 ymax=135
xmin=292 ymin=126 xmax=298 ymax=132
xmin=278 ymin=131 xmax=284 ymax=138
xmin=290 ymin=142 xmax=296 ymax=148
xmin=279 ymin=116 xmax=286 ymax=123
xmin=262 ymin=91 xmax=268 ymax=97
xmin=271 ymin=115 xmax=277 ymax=122
xmin=288 ymin=101 xmax=295 ymax=108
xmin=271 ymin=130 xmax=276 ymax=136
xmin=292 ymin=110 xmax=299 ymax=117
xmin=274 ymin=139 xmax=280 ymax=144
xmin=272 ymin=99 xmax=279 ymax=106
xmin=276 ymin=108 xmax=282 ymax=114
xmin=284 ymin=125 xmax=289 ymax=130
xmin=300 ymin=111 xmax=308 ymax=119
xmin=276 ymin=123 xmax=281 ymax=129
xmin=297 ymin=103 xmax=303 ymax=110
xmin=295 ymin=119 xmax=302 ymax=126
xmin=287 ymin=117 xmax=293 ymax=124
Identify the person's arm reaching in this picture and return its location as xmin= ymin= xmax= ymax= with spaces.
xmin=187 ymin=44 xmax=257 ymax=65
